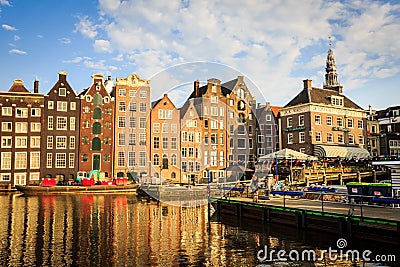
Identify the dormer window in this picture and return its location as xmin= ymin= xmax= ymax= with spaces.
xmin=331 ymin=96 xmax=343 ymax=106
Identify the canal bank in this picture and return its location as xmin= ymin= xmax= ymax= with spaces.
xmin=214 ymin=196 xmax=400 ymax=245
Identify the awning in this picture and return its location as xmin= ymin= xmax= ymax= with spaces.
xmin=314 ymin=145 xmax=370 ymax=159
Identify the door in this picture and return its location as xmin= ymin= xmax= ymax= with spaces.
xmin=93 ymin=154 xmax=101 ymax=170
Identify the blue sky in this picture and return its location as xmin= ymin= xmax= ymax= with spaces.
xmin=1 ymin=0 xmax=399 ymax=109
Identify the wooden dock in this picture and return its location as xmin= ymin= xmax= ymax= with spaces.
xmin=214 ymin=195 xmax=400 ymax=244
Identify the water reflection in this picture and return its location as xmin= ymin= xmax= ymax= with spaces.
xmin=0 ymin=193 xmax=397 ymax=266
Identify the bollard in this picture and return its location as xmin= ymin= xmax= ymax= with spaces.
xmin=372 ymin=170 xmax=377 ymax=183
xmin=357 ymin=171 xmax=361 ymax=183
xmin=339 ymin=174 xmax=343 ymax=186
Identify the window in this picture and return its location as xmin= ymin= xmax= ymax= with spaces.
xmin=153 ymin=123 xmax=160 ymax=133
xmin=129 ymin=117 xmax=136 ymax=128
xmin=2 ymin=107 xmax=12 ymax=116
xmin=16 ymin=108 xmax=28 ymax=118
xmin=349 ymin=134 xmax=355 ymax=144
xmin=139 ymin=134 xmax=146 ymax=145
xmin=211 ymin=120 xmax=218 ymax=129
xmin=128 ymin=151 xmax=136 ymax=167
xmin=83 ymin=106 xmax=90 ymax=113
xmin=31 ymin=108 xmax=41 ymax=117
xmin=15 ymin=152 xmax=27 ymax=169
xmin=56 ymin=136 xmax=67 ymax=149
xmin=211 ymin=96 xmax=218 ymax=104
xmin=139 ymin=117 xmax=146 ymax=129
xmin=162 ymin=137 xmax=168 ymax=149
xmin=258 ymin=135 xmax=265 ymax=143
xmin=2 ymin=122 xmax=12 ymax=132
xmin=92 ymin=137 xmax=101 ymax=150
xmin=265 ymin=125 xmax=272 ymax=135
xmin=347 ymin=118 xmax=354 ymax=128
xmin=83 ymin=121 xmax=89 ymax=128
xmin=140 ymin=90 xmax=147 ymax=98
xmin=171 ymin=154 xmax=177 ymax=166
xmin=1 ymin=152 xmax=11 ymax=170
xmin=83 ymin=154 xmax=88 ymax=162
xmin=153 ymin=137 xmax=160 ymax=149
xmin=153 ymin=154 xmax=159 ymax=166
xmin=266 ymin=137 xmax=272 ymax=147
xmin=314 ymin=115 xmax=321 ymax=125
xmin=47 ymin=136 xmax=53 ymax=149
xmin=358 ymin=135 xmax=364 ymax=145
xmin=70 ymin=136 xmax=75 ymax=149
xmin=327 ymin=132 xmax=333 ymax=143
xmin=220 ymin=133 xmax=224 ymax=145
xmin=118 ymin=117 xmax=126 ymax=128
xmin=220 ymin=107 xmax=224 ymax=116
xmin=129 ymin=90 xmax=137 ymax=97
xmin=326 ymin=116 xmax=332 ymax=126
xmin=118 ymin=133 xmax=125 ymax=146
xmin=48 ymin=101 xmax=54 ymax=109
xmin=83 ymin=136 xmax=89 ymax=144
xmin=139 ymin=103 xmax=147 ymax=113
xmin=211 ymin=133 xmax=217 ymax=144
xmin=46 ymin=153 xmax=52 ymax=168
xmin=129 ymin=102 xmax=137 ymax=112
xmin=105 ymin=107 xmax=111 ymax=114
xmin=16 ymin=137 xmax=27 ymax=148
xmin=371 ymin=125 xmax=377 ymax=134
xmin=55 ymin=153 xmax=66 ymax=168
xmin=331 ymin=96 xmax=344 ymax=106
xmin=0 ymin=173 xmax=11 ymax=181
xmin=57 ymin=101 xmax=67 ymax=111
xmin=93 ymin=108 xmax=102 ymax=119
xmin=59 ymin=87 xmax=66 ymax=96
xmin=31 ymin=136 xmax=40 ymax=148
xmin=162 ymin=123 xmax=168 ymax=133
xmin=92 ymin=122 xmax=101 ymax=134
xmin=181 ymin=147 xmax=187 ymax=157
xmin=211 ymin=151 xmax=217 ymax=166
xmin=1 ymin=137 xmax=12 ymax=148
xmin=298 ymin=115 xmax=304 ymax=126
xmin=230 ymin=99 xmax=234 ymax=106
xmin=118 ymin=152 xmax=125 ymax=167
xmin=171 ymin=138 xmax=177 ymax=150
xmin=16 ymin=122 xmax=28 ymax=133
xmin=119 ymin=101 xmax=126 ymax=112
xmin=30 ymin=152 xmax=40 ymax=169
xmin=338 ymin=134 xmax=344 ymax=144
xmin=70 ymin=102 xmax=76 ymax=111
xmin=139 ymin=152 xmax=146 ymax=166
xmin=171 ymin=124 xmax=177 ymax=133
xmin=31 ymin=122 xmax=41 ymax=132
xmin=337 ymin=117 xmax=343 ymax=127
xmin=93 ymin=94 xmax=102 ymax=106
xmin=288 ymin=133 xmax=293 ymax=144
xmin=70 ymin=117 xmax=76 ymax=130
xmin=56 ymin=117 xmax=67 ymax=130
xmin=266 ymin=114 xmax=272 ymax=121
xmin=158 ymin=109 xmax=172 ymax=119
xmin=299 ymin=132 xmax=305 ymax=143
xmin=104 ymin=137 xmax=111 ymax=145
xmin=358 ymin=120 xmax=363 ymax=129
xmin=119 ymin=89 xmax=126 ymax=96
xmin=69 ymin=153 xmax=75 ymax=168
xmin=129 ymin=133 xmax=136 ymax=145
xmin=287 ymin=117 xmax=292 ymax=127
xmin=237 ymin=138 xmax=246 ymax=148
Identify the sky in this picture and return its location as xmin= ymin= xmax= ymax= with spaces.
xmin=0 ymin=0 xmax=399 ymax=110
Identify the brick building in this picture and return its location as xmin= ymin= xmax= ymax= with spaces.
xmin=41 ymin=72 xmax=80 ymax=181
xmin=0 ymin=79 xmax=44 ymax=187
xmin=78 ymin=74 xmax=115 ymax=179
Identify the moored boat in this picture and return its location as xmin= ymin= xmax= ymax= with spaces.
xmin=15 ymin=183 xmax=138 ymax=196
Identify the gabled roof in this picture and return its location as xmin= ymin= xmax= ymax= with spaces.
xmin=284 ymin=87 xmax=362 ymax=109
xmin=270 ymin=106 xmax=281 ymax=117
xmin=8 ymin=80 xmax=30 ymax=93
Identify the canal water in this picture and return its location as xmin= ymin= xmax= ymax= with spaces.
xmin=0 ymin=193 xmax=397 ymax=266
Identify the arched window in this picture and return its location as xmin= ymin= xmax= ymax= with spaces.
xmin=93 ymin=108 xmax=102 ymax=119
xmin=92 ymin=122 xmax=101 ymax=134
xmin=153 ymin=154 xmax=159 ymax=166
xmin=83 ymin=136 xmax=89 ymax=144
xmin=92 ymin=137 xmax=101 ymax=151
xmin=94 ymin=93 xmax=102 ymax=106
xmin=171 ymin=172 xmax=176 ymax=179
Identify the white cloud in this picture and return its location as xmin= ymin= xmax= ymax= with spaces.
xmin=2 ymin=24 xmax=17 ymax=31
xmin=93 ymin=39 xmax=112 ymax=53
xmin=58 ymin=37 xmax=71 ymax=44
xmin=74 ymin=0 xmax=400 ymax=106
xmin=36 ymin=34 xmax=44 ymax=38
xmin=9 ymin=48 xmax=27 ymax=55
xmin=13 ymin=35 xmax=19 ymax=41
xmin=0 ymin=0 xmax=11 ymax=6
xmin=74 ymin=15 xmax=97 ymax=39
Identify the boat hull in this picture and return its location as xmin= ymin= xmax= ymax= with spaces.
xmin=15 ymin=184 xmax=138 ymax=195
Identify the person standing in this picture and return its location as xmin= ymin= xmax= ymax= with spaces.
xmin=250 ymin=174 xmax=259 ymax=203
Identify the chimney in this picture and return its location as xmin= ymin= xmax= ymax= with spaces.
xmin=303 ymin=79 xmax=312 ymax=90
xmin=58 ymin=71 xmax=67 ymax=81
xmin=34 ymin=78 xmax=39 ymax=93
xmin=194 ymin=80 xmax=199 ymax=97
xmin=107 ymin=76 xmax=111 ymax=81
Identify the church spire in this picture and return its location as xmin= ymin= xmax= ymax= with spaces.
xmin=323 ymin=37 xmax=342 ymax=93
